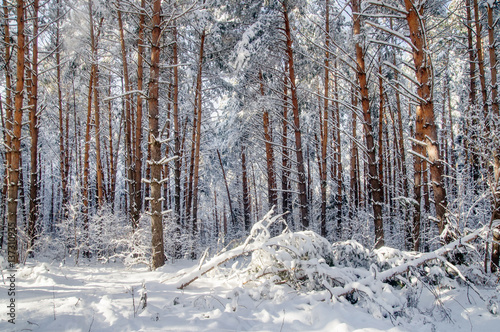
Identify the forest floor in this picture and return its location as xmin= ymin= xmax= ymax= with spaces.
xmin=1 ymin=257 xmax=499 ymax=332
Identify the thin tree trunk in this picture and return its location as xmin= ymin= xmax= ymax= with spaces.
xmin=27 ymin=0 xmax=40 ymax=251
xmin=241 ymin=145 xmax=251 ymax=232
xmin=260 ymin=70 xmax=278 ymax=211
xmin=172 ymin=21 xmax=182 ymax=258
xmin=283 ymin=1 xmax=308 ymax=229
xmin=2 ymin=1 xmax=13 ymax=250
xmin=135 ymin=0 xmax=145 ymax=227
xmin=217 ymin=150 xmax=236 ymax=226
xmin=320 ymin=0 xmax=330 ymax=237
xmin=192 ymin=30 xmax=206 ymax=238
xmin=350 ymin=88 xmax=359 ymax=216
xmin=487 ymin=1 xmax=500 ymax=273
xmin=107 ymin=76 xmax=116 ymax=209
xmin=473 ymin=0 xmax=489 ymax=123
xmin=149 ymin=0 xmax=165 ymax=269
xmin=88 ymin=2 xmax=104 ymax=208
xmin=352 ymin=0 xmax=384 ymax=248
xmin=281 ymin=65 xmax=291 ymax=225
xmin=117 ymin=0 xmax=136 ymax=228
xmin=334 ymin=58 xmax=343 ymax=238
xmin=378 ymin=63 xmax=385 ymax=206
xmin=57 ymin=0 xmax=68 ymax=217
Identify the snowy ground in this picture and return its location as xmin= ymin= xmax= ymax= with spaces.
xmin=1 ymin=257 xmax=499 ymax=332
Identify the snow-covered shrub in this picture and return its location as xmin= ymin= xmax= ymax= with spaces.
xmin=108 ymin=214 xmax=152 ymax=268
xmin=244 ymin=230 xmax=335 ymax=290
xmin=331 ymin=240 xmax=371 ymax=269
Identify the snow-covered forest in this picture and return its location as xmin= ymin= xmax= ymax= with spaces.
xmin=1 ymin=0 xmax=500 ymax=330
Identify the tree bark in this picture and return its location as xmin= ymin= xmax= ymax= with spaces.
xmin=27 ymin=0 xmax=40 ymax=251
xmin=89 ymin=1 xmax=104 ymax=208
xmin=352 ymin=0 xmax=385 ymax=248
xmin=473 ymin=0 xmax=489 ymax=123
xmin=135 ymin=0 xmax=145 ymax=227
xmin=241 ymin=144 xmax=251 ymax=231
xmin=282 ymin=0 xmax=309 ymax=229
xmin=192 ymin=30 xmax=206 ymax=238
xmin=117 ymin=0 xmax=137 ymax=228
xmin=404 ymin=0 xmax=449 ymax=241
xmin=260 ymin=70 xmax=278 ymax=211
xmin=319 ymin=0 xmax=330 ymax=238
xmin=281 ymin=65 xmax=291 ymax=226
xmin=149 ymin=0 xmax=165 ymax=269
xmin=172 ymin=21 xmax=182 ymax=258
xmin=7 ymin=0 xmax=26 ymax=264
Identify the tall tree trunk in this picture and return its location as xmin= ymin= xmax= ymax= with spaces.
xmin=320 ymin=0 xmax=330 ymax=237
xmin=412 ymin=102 xmax=423 ymax=251
xmin=334 ymin=59 xmax=343 ymax=238
xmin=473 ymin=0 xmax=489 ymax=123
xmin=281 ymin=65 xmax=291 ymax=225
xmin=378 ymin=63 xmax=385 ymax=207
xmin=350 ymin=88 xmax=359 ymax=217
xmin=404 ymin=0 xmax=449 ymax=241
xmin=1 ymin=0 xmax=13 ymax=250
xmin=57 ymin=0 xmax=68 ymax=218
xmin=149 ymin=0 xmax=165 ymax=269
xmin=89 ymin=1 xmax=104 ymax=208
xmin=260 ymin=70 xmax=278 ymax=211
xmin=27 ymin=0 xmax=40 ymax=251
xmin=7 ymin=0 xmax=26 ymax=264
xmin=135 ymin=0 xmax=145 ymax=227
xmin=465 ymin=0 xmax=479 ymax=181
xmin=217 ymin=150 xmax=236 ymax=225
xmin=82 ymin=67 xmax=93 ymax=238
xmin=487 ymin=3 xmax=498 ymax=116
xmin=117 ymin=0 xmax=137 ymax=228
xmin=282 ymin=1 xmax=309 ymax=229
xmin=107 ymin=78 xmax=116 ymax=209
xmin=192 ymin=30 xmax=206 ymax=238
xmin=487 ymin=1 xmax=500 ymax=272
xmin=352 ymin=0 xmax=385 ymax=248
xmin=172 ymin=21 xmax=182 ymax=258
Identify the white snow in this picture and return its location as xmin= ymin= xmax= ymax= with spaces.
xmin=2 ymin=215 xmax=499 ymax=331
xmin=1 ymin=258 xmax=499 ymax=332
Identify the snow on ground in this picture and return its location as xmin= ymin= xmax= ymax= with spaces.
xmin=1 ymin=258 xmax=499 ymax=332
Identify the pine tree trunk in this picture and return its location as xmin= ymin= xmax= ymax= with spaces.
xmin=473 ymin=0 xmax=489 ymax=123
xmin=320 ymin=0 xmax=330 ymax=237
xmin=135 ymin=0 xmax=145 ymax=228
xmin=88 ymin=2 xmax=104 ymax=208
xmin=352 ymin=0 xmax=385 ymax=248
xmin=412 ymin=102 xmax=423 ymax=251
xmin=350 ymin=89 xmax=359 ymax=216
xmin=107 ymin=77 xmax=116 ymax=209
xmin=281 ymin=66 xmax=291 ymax=225
xmin=57 ymin=0 xmax=68 ymax=218
xmin=149 ymin=0 xmax=165 ymax=270
xmin=192 ymin=30 xmax=206 ymax=239
xmin=2 ymin=1 xmax=13 ymax=250
xmin=7 ymin=0 xmax=26 ymax=264
xmin=404 ymin=0 xmax=449 ymax=241
xmin=172 ymin=22 xmax=182 ymax=258
xmin=282 ymin=1 xmax=309 ymax=229
xmin=487 ymin=1 xmax=500 ymax=273
xmin=117 ymin=0 xmax=137 ymax=228
xmin=241 ymin=145 xmax=251 ymax=231
xmin=334 ymin=59 xmax=343 ymax=238
xmin=260 ymin=70 xmax=278 ymax=212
